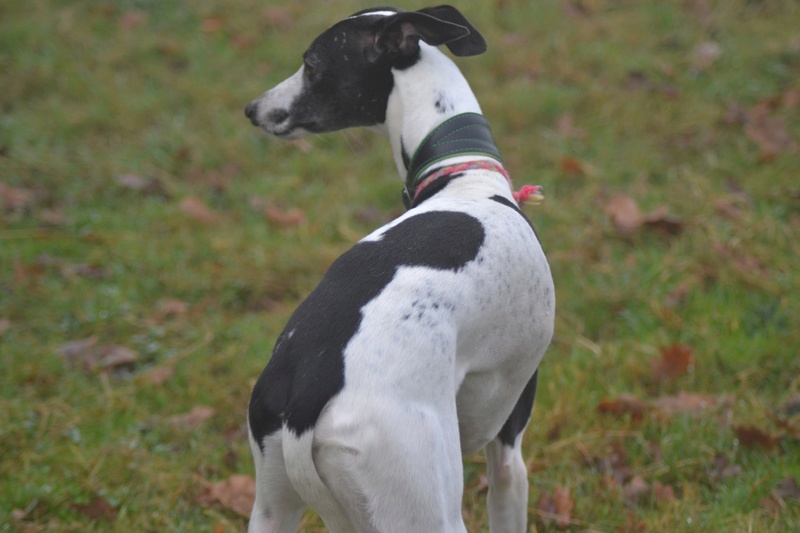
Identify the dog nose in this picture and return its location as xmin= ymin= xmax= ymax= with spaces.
xmin=244 ymin=101 xmax=259 ymax=124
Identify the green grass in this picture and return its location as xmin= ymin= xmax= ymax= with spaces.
xmin=2 ymin=0 xmax=799 ymax=531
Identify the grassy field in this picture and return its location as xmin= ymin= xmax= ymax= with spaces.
xmin=2 ymin=0 xmax=799 ymax=531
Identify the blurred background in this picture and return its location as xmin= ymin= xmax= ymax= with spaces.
xmin=1 ymin=0 xmax=798 ymax=531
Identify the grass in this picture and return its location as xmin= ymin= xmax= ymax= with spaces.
xmin=1 ymin=0 xmax=799 ymax=531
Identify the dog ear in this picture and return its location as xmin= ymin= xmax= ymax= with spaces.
xmin=374 ymin=6 xmax=486 ymax=60
xmin=416 ymin=5 xmax=487 ymax=57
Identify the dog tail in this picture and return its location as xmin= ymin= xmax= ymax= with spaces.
xmin=282 ymin=426 xmax=348 ymax=525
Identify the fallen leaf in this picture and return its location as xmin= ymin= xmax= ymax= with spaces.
xmin=71 ymin=496 xmax=117 ymax=521
xmin=202 ymin=17 xmax=225 ymax=34
xmin=745 ymin=102 xmax=798 ymax=161
xmin=120 ymin=10 xmax=147 ymax=30
xmin=624 ymin=475 xmax=649 ymax=505
xmin=712 ymin=242 xmax=767 ymax=278
xmin=181 ymin=196 xmax=220 ymax=224
xmin=606 ymin=195 xmax=644 ymax=236
xmin=262 ymin=7 xmax=296 ymax=29
xmin=621 ymin=512 xmax=647 ymax=533
xmin=0 ymin=182 xmax=33 ymax=212
xmin=650 ymin=343 xmax=693 ymax=382
xmin=605 ymin=195 xmax=684 ymax=237
xmin=707 ymin=454 xmax=743 ymax=481
xmin=780 ymin=395 xmax=800 ymax=417
xmin=775 ymin=478 xmax=800 ymax=501
xmin=59 ymin=338 xmax=139 ymax=373
xmin=198 ymin=474 xmax=256 ymax=518
xmin=37 ymin=208 xmax=71 ymax=226
xmin=653 ymin=392 xmax=732 ymax=416
xmin=689 ymin=41 xmax=722 ymax=72
xmin=60 ymin=263 xmax=108 ymax=279
xmin=652 ymin=481 xmax=676 ymax=504
xmin=553 ymin=486 xmax=575 ymax=528
xmin=597 ymin=394 xmax=647 ymax=424
xmin=536 ymin=485 xmax=575 ymax=528
xmin=0 ymin=318 xmax=10 ymax=337
xmin=760 ymin=478 xmax=800 ymax=514
xmin=153 ymin=299 xmax=189 ymax=321
xmin=139 ymin=365 xmax=175 ymax=386
xmin=554 ymin=114 xmax=587 ymax=140
xmin=263 ymin=204 xmax=305 ymax=227
xmin=580 ymin=440 xmax=631 ymax=485
xmin=734 ymin=425 xmax=779 ymax=451
xmin=168 ymin=406 xmax=216 ymax=428
xmin=115 ymin=174 xmax=166 ymax=196
xmin=98 ymin=345 xmax=139 ymax=370
xmin=642 ymin=206 xmax=684 ymax=235
xmin=560 ymin=156 xmax=585 ymax=177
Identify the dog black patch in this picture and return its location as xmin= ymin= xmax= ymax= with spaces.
xmin=249 ymin=211 xmax=485 ymax=449
xmin=496 ymin=369 xmax=538 ymax=447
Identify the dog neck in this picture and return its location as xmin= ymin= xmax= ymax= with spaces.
xmin=385 ymin=43 xmax=495 ymax=181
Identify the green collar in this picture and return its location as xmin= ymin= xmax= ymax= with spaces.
xmin=404 ymin=112 xmax=504 ymax=203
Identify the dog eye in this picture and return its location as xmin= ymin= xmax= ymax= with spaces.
xmin=304 ymin=61 xmax=318 ymax=78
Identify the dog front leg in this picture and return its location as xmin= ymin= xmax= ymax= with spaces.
xmin=484 ymin=436 xmax=529 ymax=533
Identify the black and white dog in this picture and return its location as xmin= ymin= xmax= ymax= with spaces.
xmin=244 ymin=6 xmax=554 ymax=532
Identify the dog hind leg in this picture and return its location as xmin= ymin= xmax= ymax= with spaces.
xmin=248 ymin=431 xmax=306 ymax=533
xmin=313 ymin=401 xmax=468 ymax=533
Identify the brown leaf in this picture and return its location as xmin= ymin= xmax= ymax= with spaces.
xmin=605 ymin=195 xmax=683 ymax=237
xmin=0 ymin=318 xmax=10 ymax=337
xmin=775 ymin=478 xmax=800 ymax=501
xmin=115 ymin=174 xmax=166 ymax=196
xmin=620 ymin=512 xmax=647 ymax=533
xmin=553 ymin=486 xmax=575 ymax=528
xmin=642 ymin=206 xmax=684 ymax=235
xmin=707 ymin=454 xmax=743 ymax=481
xmin=734 ymin=425 xmax=779 ymax=450
xmin=554 ymin=114 xmax=587 ymax=140
xmin=652 ymin=481 xmax=676 ymax=503
xmin=653 ymin=392 xmax=732 ymax=416
xmin=202 ymin=17 xmax=225 ymax=35
xmin=560 ymin=156 xmax=585 ymax=177
xmin=198 ymin=474 xmax=256 ymax=518
xmin=120 ymin=10 xmax=147 ymax=30
xmin=263 ymin=205 xmax=305 ymax=227
xmin=624 ymin=475 xmax=649 ymax=505
xmin=181 ymin=196 xmax=220 ymax=224
xmin=168 ymin=406 xmax=215 ymax=428
xmin=712 ymin=242 xmax=767 ymax=278
xmin=597 ymin=394 xmax=647 ymax=424
xmin=60 ymin=263 xmax=108 ymax=279
xmin=153 ymin=299 xmax=189 ymax=322
xmin=536 ymin=486 xmax=574 ymax=528
xmin=71 ymin=496 xmax=117 ymax=521
xmin=37 ymin=208 xmax=71 ymax=226
xmin=745 ymin=103 xmax=798 ymax=161
xmin=650 ymin=343 xmax=693 ymax=382
xmin=0 ymin=182 xmax=33 ymax=212
xmin=98 ymin=345 xmax=139 ymax=370
xmin=689 ymin=41 xmax=722 ymax=72
xmin=59 ymin=338 xmax=139 ymax=373
xmin=606 ymin=195 xmax=644 ymax=236
xmin=139 ymin=365 xmax=175 ymax=386
xmin=262 ymin=7 xmax=296 ymax=29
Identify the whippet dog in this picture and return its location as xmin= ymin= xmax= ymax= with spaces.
xmin=244 ymin=6 xmax=554 ymax=532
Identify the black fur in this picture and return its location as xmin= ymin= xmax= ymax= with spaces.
xmin=249 ymin=210 xmax=486 ymax=447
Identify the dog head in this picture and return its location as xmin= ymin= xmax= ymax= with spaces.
xmin=244 ymin=6 xmax=486 ymax=139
